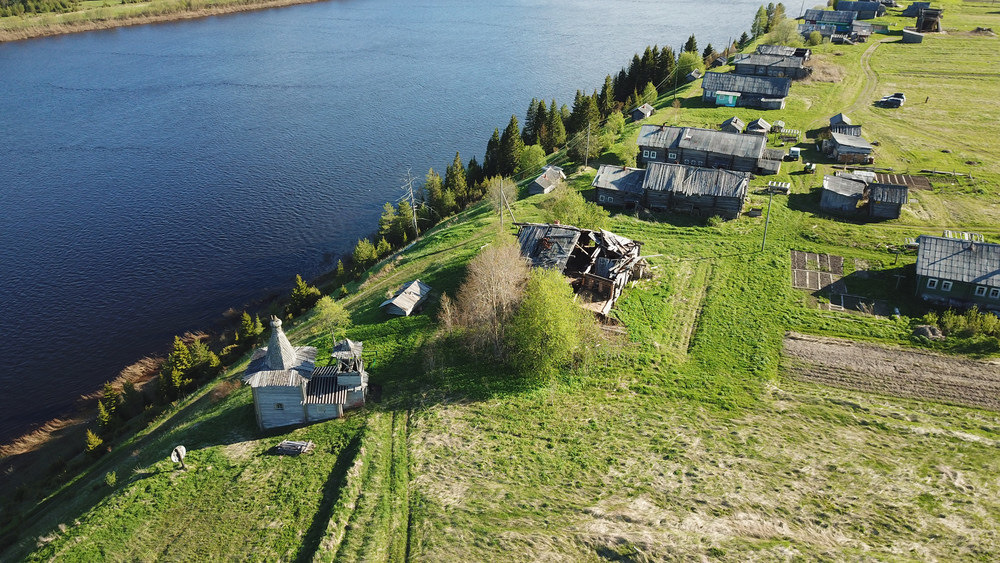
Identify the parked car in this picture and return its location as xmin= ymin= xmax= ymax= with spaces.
xmin=879 ymin=97 xmax=902 ymax=108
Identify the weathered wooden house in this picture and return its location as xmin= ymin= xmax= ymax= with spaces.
xmin=836 ymin=1 xmax=885 ymax=19
xmin=637 ymin=124 xmax=782 ymax=175
xmin=732 ymin=53 xmax=810 ymax=79
xmin=701 ymin=72 xmax=791 ymax=109
xmin=756 ymin=44 xmax=811 ymax=61
xmin=800 ymin=9 xmax=858 ymax=38
xmin=746 ymin=118 xmax=771 ymax=136
xmin=867 ymin=183 xmax=908 ymax=219
xmin=515 ymin=223 xmax=647 ymax=316
xmin=592 ymin=164 xmax=645 ymax=209
xmin=720 ymin=116 xmax=745 ymax=134
xmin=915 ymin=235 xmax=1000 ymax=311
xmin=243 ymin=318 xmax=367 ymax=430
xmin=820 ymin=174 xmax=866 ymax=215
xmin=630 ymin=103 xmax=656 ymax=121
xmin=642 ymin=162 xmax=750 ymax=219
xmin=824 ymin=131 xmax=874 ymax=164
xmin=528 ymin=165 xmax=565 ymax=195
xmin=380 ymin=279 xmax=432 ymax=316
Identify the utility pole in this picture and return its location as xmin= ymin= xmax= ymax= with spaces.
xmin=403 ymin=169 xmax=418 ymax=237
xmin=584 ymin=122 xmax=591 ymax=169
xmin=761 ymin=190 xmax=774 ymax=252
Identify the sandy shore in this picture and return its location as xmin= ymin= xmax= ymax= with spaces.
xmin=0 ymin=0 xmax=324 ymax=43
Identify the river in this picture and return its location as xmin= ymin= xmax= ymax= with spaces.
xmin=0 ymin=0 xmax=764 ymax=443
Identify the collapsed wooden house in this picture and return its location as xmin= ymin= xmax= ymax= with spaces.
xmin=243 ymin=318 xmax=367 ymax=430
xmin=514 ymin=223 xmax=648 ymax=316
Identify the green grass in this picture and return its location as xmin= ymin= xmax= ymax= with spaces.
xmin=5 ymin=2 xmax=1000 ymax=560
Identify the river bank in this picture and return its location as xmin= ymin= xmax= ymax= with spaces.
xmin=0 ymin=0 xmax=324 ymax=42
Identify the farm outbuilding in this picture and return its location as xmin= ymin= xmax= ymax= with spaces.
xmin=824 ymin=132 xmax=874 ymax=164
xmin=915 ymin=235 xmax=1000 ymax=311
xmin=642 ymin=162 xmax=750 ymax=219
xmin=732 ymin=53 xmax=810 ymax=79
xmin=528 ymin=165 xmax=565 ymax=195
xmin=720 ymin=116 xmax=746 ymax=134
xmin=917 ymin=8 xmax=943 ymax=32
xmin=867 ymin=183 xmax=908 ymax=219
xmin=836 ymin=1 xmax=885 ymax=19
xmin=820 ymin=174 xmax=866 ymax=215
xmin=630 ymin=103 xmax=656 ymax=121
xmin=243 ymin=318 xmax=368 ymax=430
xmin=746 ymin=118 xmax=771 ymax=135
xmin=819 ymin=173 xmax=907 ymax=219
xmin=756 ymin=44 xmax=811 ymax=61
xmin=902 ymin=29 xmax=925 ymax=43
xmin=592 ymin=164 xmax=645 ymax=208
xmin=380 ymin=279 xmax=432 ymax=316
xmin=515 ymin=223 xmax=647 ymax=316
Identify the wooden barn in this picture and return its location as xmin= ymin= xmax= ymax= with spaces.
xmin=819 ymin=174 xmax=908 ymax=219
xmin=824 ymin=132 xmax=873 ymax=164
xmin=242 ymin=318 xmax=368 ymax=430
xmin=820 ymin=174 xmax=866 ymax=215
xmin=592 ymin=164 xmax=645 ymax=209
xmin=380 ymin=280 xmax=432 ymax=316
xmin=701 ymin=72 xmax=791 ymax=109
xmin=637 ymin=124 xmax=781 ymax=175
xmin=515 ymin=223 xmax=647 ymax=316
xmin=630 ymin=103 xmax=656 ymax=121
xmin=732 ymin=53 xmax=810 ymax=79
xmin=642 ymin=162 xmax=750 ymax=220
xmin=867 ymin=183 xmax=908 ymax=219
xmin=528 ymin=165 xmax=565 ymax=195
xmin=915 ymin=235 xmax=1000 ymax=312
xmin=720 ymin=116 xmax=745 ymax=134
xmin=746 ymin=118 xmax=771 ymax=136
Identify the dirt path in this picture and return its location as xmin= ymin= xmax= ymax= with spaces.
xmin=783 ymin=332 xmax=1000 ymax=411
xmin=845 ymin=39 xmax=889 ymax=118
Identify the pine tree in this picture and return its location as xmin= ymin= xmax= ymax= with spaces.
xmin=498 ymin=115 xmax=524 ymax=177
xmin=683 ymin=34 xmax=698 ymax=53
xmin=522 ymin=98 xmax=539 ymax=145
xmin=378 ymin=201 xmax=399 ymax=245
xmin=85 ymin=428 xmax=104 ymax=455
xmin=396 ymin=200 xmax=417 ymax=241
xmin=752 ymin=5 xmax=768 ymax=37
xmin=444 ymin=152 xmax=468 ymax=206
xmin=738 ymin=31 xmax=751 ymax=49
xmin=702 ymin=43 xmax=715 ymax=60
xmin=483 ymin=128 xmax=501 ymax=178
xmin=97 ymin=400 xmax=112 ymax=430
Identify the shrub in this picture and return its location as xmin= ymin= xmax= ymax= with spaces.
xmin=85 ymin=429 xmax=104 ymax=456
xmin=353 ymin=238 xmax=378 ymax=270
xmin=288 ymin=274 xmax=321 ymax=316
xmin=540 ymin=184 xmax=609 ymax=230
xmin=808 ymin=30 xmax=823 ymax=46
xmin=104 ymin=471 xmax=117 ymax=488
xmin=313 ymin=296 xmax=351 ymax=331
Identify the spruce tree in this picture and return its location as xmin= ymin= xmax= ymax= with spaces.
xmin=483 ymin=128 xmax=501 ymax=178
xmin=396 ymin=200 xmax=417 ymax=241
xmin=378 ymin=202 xmax=399 ymax=245
xmin=532 ymin=100 xmax=548 ymax=148
xmin=444 ymin=152 xmax=468 ymax=206
xmin=466 ymin=156 xmax=482 ymax=197
xmin=498 ymin=115 xmax=524 ymax=177
xmin=683 ymin=34 xmax=698 ymax=53
xmin=738 ymin=31 xmax=750 ymax=49
xmin=598 ymin=75 xmax=615 ymax=117
xmin=353 ymin=238 xmax=378 ymax=269
xmin=424 ymin=168 xmax=445 ymax=217
xmin=546 ymin=103 xmax=566 ymax=152
xmin=752 ymin=5 xmax=768 ymax=37
xmin=702 ymin=43 xmax=715 ymax=60
xmin=522 ymin=98 xmax=539 ymax=145
xmin=376 ymin=237 xmax=391 ymax=257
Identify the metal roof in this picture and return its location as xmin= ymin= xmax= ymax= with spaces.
xmin=732 ymin=53 xmax=805 ymax=69
xmin=916 ymin=236 xmax=1000 ymax=287
xmin=831 ymin=131 xmax=873 ymax=150
xmin=804 ymin=8 xmax=857 ymax=24
xmin=380 ymin=279 xmax=432 ymax=315
xmin=702 ymin=72 xmax=791 ymax=98
xmin=756 ymin=44 xmax=797 ymax=57
xmin=304 ymin=375 xmax=350 ymax=405
xmin=642 ymin=162 xmax=750 ymax=199
xmin=516 ymin=223 xmax=583 ymax=272
xmin=831 ymin=124 xmax=862 ymax=137
xmin=592 ymin=165 xmax=646 ymax=195
xmin=634 ymin=103 xmax=655 ymax=113
xmin=822 ymin=174 xmax=866 ymax=198
xmin=830 ymin=113 xmax=852 ymax=126
xmin=868 ymin=183 xmax=908 ymax=205
xmin=638 ymin=125 xmax=766 ymax=160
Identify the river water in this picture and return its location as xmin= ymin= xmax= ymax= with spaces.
xmin=0 ymin=0 xmax=763 ymax=442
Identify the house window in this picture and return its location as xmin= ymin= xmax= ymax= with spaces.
xmin=275 ymin=403 xmax=284 ymax=410
xmin=975 ymin=286 xmax=987 ymax=297
xmin=926 ymin=278 xmax=938 ymax=289
xmin=991 ymin=288 xmax=1000 ymax=299
xmin=668 ymin=152 xmax=677 ymax=160
xmin=642 ymin=150 xmax=649 ymax=158
xmin=941 ymin=281 xmax=953 ymax=292
xmin=649 ymin=151 xmax=657 ymax=159
xmin=683 ymin=159 xmax=690 ymax=164
xmin=607 ymin=196 xmax=614 ymax=203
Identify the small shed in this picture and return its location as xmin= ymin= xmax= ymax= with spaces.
xmin=867 ymin=183 xmax=908 ymax=219
xmin=720 ymin=116 xmax=746 ymax=134
xmin=380 ymin=280 xmax=432 ymax=316
xmin=685 ymin=68 xmax=703 ymax=83
xmin=916 ymin=8 xmax=943 ymax=32
xmin=710 ymin=56 xmax=727 ymax=68
xmin=528 ymin=165 xmax=566 ymax=195
xmin=746 ymin=118 xmax=771 ymax=136
xmin=592 ymin=164 xmax=645 ymax=208
xmin=630 ymin=103 xmax=656 ymax=122
xmin=772 ymin=120 xmax=785 ymax=132
xmin=825 ymin=132 xmax=873 ymax=164
xmin=829 ymin=113 xmax=852 ymax=127
xmin=820 ymin=174 xmax=866 ymax=215
xmin=902 ymin=29 xmax=924 ymax=43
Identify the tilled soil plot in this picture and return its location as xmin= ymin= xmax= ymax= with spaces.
xmin=783 ymin=332 xmax=1000 ymax=411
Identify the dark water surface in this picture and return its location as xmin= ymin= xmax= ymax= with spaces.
xmin=0 ymin=0 xmax=762 ymax=442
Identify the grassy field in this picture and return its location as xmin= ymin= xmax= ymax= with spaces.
xmin=4 ymin=1 xmax=1000 ymax=560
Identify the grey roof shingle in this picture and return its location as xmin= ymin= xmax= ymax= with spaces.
xmin=642 ymin=162 xmax=750 ymax=199
xmin=380 ymin=279 xmax=432 ymax=315
xmin=822 ymin=174 xmax=866 ymax=198
xmin=804 ymin=8 xmax=857 ymax=24
xmin=868 ymin=183 xmax=908 ymax=205
xmin=702 ymin=72 xmax=791 ymax=98
xmin=592 ymin=165 xmax=646 ymax=195
xmin=732 ymin=53 xmax=805 ymax=70
xmin=721 ymin=116 xmax=745 ymax=131
xmin=916 ymin=236 xmax=1000 ymax=287
xmin=756 ymin=44 xmax=797 ymax=57
xmin=638 ymin=125 xmax=766 ymax=160
xmin=831 ymin=131 xmax=873 ymax=150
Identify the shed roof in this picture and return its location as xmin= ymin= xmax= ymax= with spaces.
xmin=592 ymin=165 xmax=646 ymax=195
xmin=868 ymin=183 xmax=908 ymax=205
xmin=531 ymin=166 xmax=565 ymax=192
xmin=822 ymin=174 xmax=866 ymax=198
xmin=756 ymin=44 xmax=797 ymax=57
xmin=804 ymin=8 xmax=857 ymax=24
xmin=634 ymin=103 xmax=655 ymax=114
xmin=380 ymin=280 xmax=432 ymax=315
xmin=721 ymin=116 xmax=745 ymax=131
xmin=638 ymin=125 xmax=766 ymax=160
xmin=642 ymin=162 xmax=750 ymax=199
xmin=516 ymin=223 xmax=583 ymax=272
xmin=702 ymin=72 xmax=791 ymax=98
xmin=747 ymin=118 xmax=771 ymax=132
xmin=732 ymin=53 xmax=805 ymax=69
xmin=830 ymin=113 xmax=852 ymax=126
xmin=837 ymin=1 xmax=882 ymax=12
xmin=831 ymin=124 xmax=862 ymax=137
xmin=831 ymin=131 xmax=873 ymax=150
xmin=304 ymin=374 xmax=350 ymax=405
xmin=916 ymin=236 xmax=1000 ymax=287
